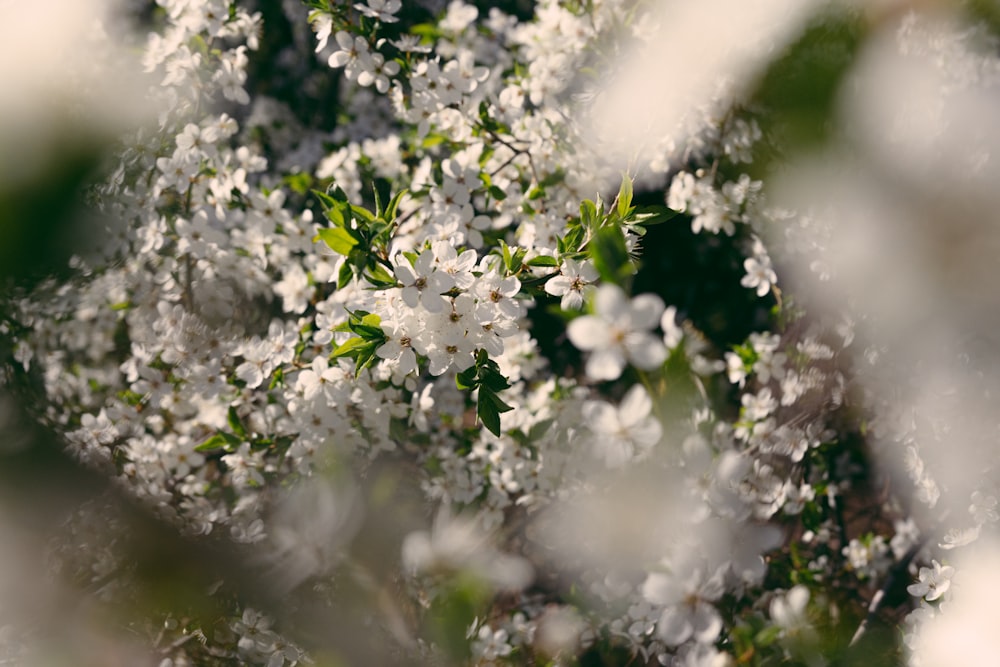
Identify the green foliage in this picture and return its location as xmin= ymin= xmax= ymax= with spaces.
xmin=746 ymin=7 xmax=867 ymax=175
xmin=331 ymin=310 xmax=387 ymax=374
xmin=456 ymin=349 xmax=514 ymax=437
xmin=313 ymin=184 xmax=408 ymax=290
xmin=425 ymin=573 xmax=493 ymax=663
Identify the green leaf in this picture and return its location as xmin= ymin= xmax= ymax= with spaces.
xmin=558 ymin=223 xmax=586 ymax=255
xmin=359 ymin=312 xmax=382 ymax=329
xmin=316 ymin=227 xmax=359 ymax=255
xmin=227 ymin=406 xmax=247 ymax=438
xmin=372 ymin=184 xmax=384 ymax=218
xmin=500 ymin=240 xmax=512 ymax=272
xmin=268 ymin=366 xmax=284 ymax=390
xmin=478 ymin=397 xmax=502 ymax=437
xmin=331 ymin=336 xmax=370 ymax=358
xmin=589 ymin=223 xmax=632 ymax=285
xmin=328 ymin=184 xmax=350 ymax=203
xmin=478 ymin=366 xmax=510 ymax=393
xmin=337 ymin=261 xmax=353 ymax=289
xmin=616 ymin=173 xmax=633 ymax=219
xmin=487 ymin=185 xmax=507 ymax=201
xmin=350 ymin=204 xmax=376 ymax=223
xmin=365 ymin=263 xmax=397 ymax=288
xmin=528 ymin=418 xmax=554 ymax=442
xmin=455 ymin=365 xmax=477 ymax=390
xmin=746 ymin=8 xmax=865 ymax=175
xmin=481 ymin=388 xmax=514 ymax=414
xmin=384 ymin=189 xmax=408 ymax=222
xmin=353 ymin=342 xmax=380 ymax=374
xmin=539 ymin=169 xmax=566 ymax=189
xmin=753 ymin=625 xmax=783 ymax=647
xmin=510 ymin=247 xmax=527 ymax=274
xmin=632 ymin=205 xmax=681 ymax=226
xmin=284 ymin=172 xmax=313 ymax=195
xmin=580 ymin=199 xmax=599 ymax=230
xmin=195 ymin=434 xmax=231 ymax=452
xmin=312 ymin=188 xmax=338 ymax=212
xmin=422 ymin=133 xmax=446 ymax=149
xmin=526 ymin=255 xmax=559 ymax=267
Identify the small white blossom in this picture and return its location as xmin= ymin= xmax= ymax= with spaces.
xmin=567 ymin=284 xmax=666 ymax=380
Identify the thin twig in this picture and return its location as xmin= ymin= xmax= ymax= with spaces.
xmin=849 ymin=535 xmax=929 ymax=647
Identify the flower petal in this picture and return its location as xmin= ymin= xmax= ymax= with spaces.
xmin=657 ymin=606 xmax=692 ymax=646
xmin=568 ymin=316 xmax=610 ymax=351
xmin=586 ymin=348 xmax=625 ymax=380
xmin=629 ymin=293 xmax=665 ymax=329
xmin=625 ymin=333 xmax=667 ymax=369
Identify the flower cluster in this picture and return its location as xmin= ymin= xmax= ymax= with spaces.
xmin=2 ymin=2 xmax=999 ymax=667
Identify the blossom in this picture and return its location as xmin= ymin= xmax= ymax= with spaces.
xmin=356 ymin=52 xmax=400 ymax=94
xmin=328 ymin=31 xmax=370 ymax=81
xmin=661 ymin=305 xmax=683 ymax=349
xmin=907 ymin=560 xmax=955 ymax=601
xmin=544 ymin=257 xmax=598 ymax=310
xmin=376 ymin=314 xmax=419 ymax=376
xmin=401 ymin=507 xmax=533 ymax=591
xmin=642 ymin=566 xmax=725 ymax=645
xmin=741 ymin=255 xmax=777 ymax=297
xmin=583 ymin=385 xmax=662 ymax=467
xmin=567 ymin=284 xmax=666 ymax=380
xmin=770 ymin=585 xmax=810 ymax=632
xmin=353 ymin=0 xmax=401 ymax=23
xmin=393 ymin=248 xmax=452 ymax=313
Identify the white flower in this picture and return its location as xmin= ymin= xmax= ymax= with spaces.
xmin=907 ymin=560 xmax=955 ymax=601
xmin=661 ymin=305 xmax=683 ymax=349
xmin=567 ymin=284 xmax=666 ymax=380
xmin=354 ymin=0 xmax=401 ymax=23
xmin=741 ymin=387 xmax=777 ymax=422
xmin=296 ymin=355 xmax=344 ymax=401
xmin=377 ymin=315 xmax=419 ymax=376
xmin=311 ymin=12 xmax=333 ymax=52
xmin=545 ymin=258 xmax=598 ymax=310
xmin=328 ymin=31 xmax=370 ymax=81
xmin=770 ymin=585 xmax=810 ymax=631
xmin=583 ymin=385 xmax=662 ymax=467
xmin=393 ymin=248 xmax=452 ymax=313
xmin=642 ymin=567 xmax=725 ymax=646
xmin=402 ymin=506 xmax=533 ymax=591
xmin=741 ymin=256 xmax=777 ymax=297
xmin=356 ymin=52 xmax=399 ymax=94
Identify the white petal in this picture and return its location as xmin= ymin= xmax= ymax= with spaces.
xmin=629 ymin=418 xmax=662 ymax=448
xmin=567 ymin=316 xmax=610 ymax=351
xmin=561 ymin=290 xmax=585 ymax=310
xmin=545 ymin=275 xmax=571 ymax=297
xmin=618 ymin=385 xmax=652 ymax=425
xmin=594 ymin=284 xmax=629 ymax=320
xmin=786 ymin=584 xmax=810 ymax=614
xmin=629 ymin=293 xmax=665 ymax=330
xmin=657 ymin=606 xmax=692 ymax=646
xmin=586 ymin=348 xmax=625 ymax=381
xmin=582 ymin=400 xmax=618 ymax=433
xmin=625 ymin=333 xmax=667 ymax=369
xmin=641 ymin=572 xmax=678 ymax=606
xmin=691 ymin=603 xmax=722 ymax=644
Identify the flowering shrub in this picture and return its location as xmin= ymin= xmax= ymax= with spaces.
xmin=3 ymin=1 xmax=1000 ymax=666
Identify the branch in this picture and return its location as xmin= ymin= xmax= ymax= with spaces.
xmin=848 ymin=535 xmax=930 ymax=647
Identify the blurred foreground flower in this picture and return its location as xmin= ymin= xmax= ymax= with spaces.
xmin=568 ymin=284 xmax=666 ymax=381
xmin=402 ymin=506 xmax=532 ymax=592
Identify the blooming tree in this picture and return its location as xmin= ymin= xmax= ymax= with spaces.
xmin=2 ymin=1 xmax=1000 ymax=666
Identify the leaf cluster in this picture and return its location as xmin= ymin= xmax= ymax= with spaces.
xmin=456 ymin=349 xmax=514 ymax=437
